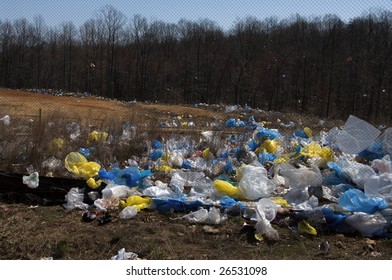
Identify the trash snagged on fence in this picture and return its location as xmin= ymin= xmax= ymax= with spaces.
xmin=121 ymin=122 xmax=136 ymax=141
xmin=8 ymin=113 xmax=392 ymax=241
xmin=41 ymin=157 xmax=63 ymax=174
xmin=65 ymin=152 xmax=100 ymax=180
xmin=78 ymin=147 xmax=96 ymax=158
xmin=87 ymin=130 xmax=108 ymax=143
xmin=22 ymin=171 xmax=39 ymax=189
xmin=225 ymin=118 xmax=245 ymax=128
xmin=0 ymin=115 xmax=10 ymax=125
xmin=49 ymin=138 xmax=67 ymax=153
xmin=98 ymin=166 xmax=153 ymax=188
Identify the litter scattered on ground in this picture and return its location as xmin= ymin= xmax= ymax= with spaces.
xmin=9 ymin=113 xmax=392 ymax=246
xmin=111 ymin=248 xmax=141 ymax=260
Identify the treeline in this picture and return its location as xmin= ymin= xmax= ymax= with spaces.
xmin=1 ymin=5 xmax=392 ymax=123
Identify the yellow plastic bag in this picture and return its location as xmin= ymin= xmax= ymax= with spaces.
xmin=49 ymin=138 xmax=67 ymax=152
xmin=274 ymin=155 xmax=290 ymax=164
xmin=319 ymin=147 xmax=334 ymax=162
xmin=298 ymin=220 xmax=317 ymax=236
xmin=255 ymin=139 xmax=280 ymax=154
xmin=158 ymin=165 xmax=175 ymax=174
xmin=86 ymin=178 xmax=102 ymax=189
xmin=271 ymin=197 xmax=291 ymax=208
xmin=304 ymin=127 xmax=312 ymax=138
xmin=65 ymin=152 xmax=101 ymax=180
xmin=88 ymin=130 xmax=108 ymax=143
xmin=202 ymin=147 xmax=214 ymax=160
xmin=301 ymin=142 xmax=334 ymax=162
xmin=120 ymin=196 xmax=152 ymax=211
xmin=213 ymin=180 xmax=240 ymax=197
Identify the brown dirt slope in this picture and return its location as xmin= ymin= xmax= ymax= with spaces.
xmin=0 ymin=88 xmax=222 ymax=127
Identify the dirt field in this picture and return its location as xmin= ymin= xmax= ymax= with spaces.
xmin=0 ymin=88 xmax=223 ymax=128
xmin=1 ymin=88 xmax=391 ymax=260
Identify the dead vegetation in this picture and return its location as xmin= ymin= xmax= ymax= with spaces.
xmin=1 ymin=88 xmax=389 ymax=260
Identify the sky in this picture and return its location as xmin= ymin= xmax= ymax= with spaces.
xmin=1 ymin=0 xmax=391 ymax=30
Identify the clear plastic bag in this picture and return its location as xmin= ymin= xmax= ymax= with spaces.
xmin=345 ymin=212 xmax=388 ymax=237
xmin=278 ymin=163 xmax=322 ymax=189
xmin=238 ymin=165 xmax=275 ymax=200
xmin=119 ymin=206 xmax=138 ymax=219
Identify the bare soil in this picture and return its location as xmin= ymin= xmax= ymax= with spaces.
xmin=1 ymin=88 xmax=391 ymax=260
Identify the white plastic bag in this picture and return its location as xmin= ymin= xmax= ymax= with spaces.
xmin=338 ymin=157 xmax=376 ymax=188
xmin=256 ymin=198 xmax=278 ymax=222
xmin=63 ymin=188 xmax=88 ymax=210
xmin=345 ymin=212 xmax=387 ymax=237
xmin=102 ymin=183 xmax=137 ymax=199
xmin=238 ymin=165 xmax=275 ymax=200
xmin=111 ymin=248 xmax=139 ymax=260
xmin=119 ymin=206 xmax=138 ymax=219
xmin=181 ymin=207 xmax=227 ymax=224
xmin=278 ymin=163 xmax=322 ymax=189
xmin=254 ymin=202 xmax=279 ymax=241
xmin=22 ymin=172 xmax=39 ymax=189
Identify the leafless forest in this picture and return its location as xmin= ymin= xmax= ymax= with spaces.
xmin=1 ymin=5 xmax=391 ymax=123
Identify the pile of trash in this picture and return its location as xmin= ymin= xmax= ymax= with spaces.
xmin=27 ymin=114 xmax=392 ymax=240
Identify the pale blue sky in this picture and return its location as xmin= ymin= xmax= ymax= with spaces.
xmin=1 ymin=0 xmax=391 ymax=30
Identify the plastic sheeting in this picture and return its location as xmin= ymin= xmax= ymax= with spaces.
xmin=336 ymin=115 xmax=381 ymax=154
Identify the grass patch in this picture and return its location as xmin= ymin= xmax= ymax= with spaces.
xmin=53 ymin=239 xmax=69 ymax=259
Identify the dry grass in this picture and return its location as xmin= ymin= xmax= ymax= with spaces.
xmin=1 ymin=89 xmax=344 ymax=176
xmin=3 ymin=88 xmax=389 ymax=261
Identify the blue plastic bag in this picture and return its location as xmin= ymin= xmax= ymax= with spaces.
xmin=181 ymin=159 xmax=192 ymax=169
xmin=358 ymin=141 xmax=384 ymax=161
xmin=78 ymin=147 xmax=96 ymax=157
xmin=258 ymin=152 xmax=277 ymax=165
xmin=150 ymin=149 xmax=164 ymax=161
xmin=256 ymin=128 xmax=281 ymax=140
xmin=224 ymin=159 xmax=233 ymax=174
xmin=152 ymin=197 xmax=206 ymax=213
xmin=151 ymin=140 xmax=163 ymax=150
xmin=248 ymin=139 xmax=259 ymax=151
xmin=220 ymin=196 xmax=246 ymax=211
xmin=327 ymin=162 xmax=345 ymax=179
xmin=338 ymin=188 xmax=388 ymax=214
xmin=293 ymin=129 xmax=307 ymax=139
xmin=98 ymin=167 xmax=153 ymax=188
xmin=225 ymin=118 xmax=237 ymax=128
xmin=320 ymin=207 xmax=351 ymax=233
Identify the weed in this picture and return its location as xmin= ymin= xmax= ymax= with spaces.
xmin=53 ymin=239 xmax=69 ymax=259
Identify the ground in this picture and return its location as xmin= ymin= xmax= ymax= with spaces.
xmin=0 ymin=88 xmax=391 ymax=260
xmin=1 ymin=202 xmax=391 ymax=260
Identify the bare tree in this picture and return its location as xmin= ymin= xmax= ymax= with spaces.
xmin=98 ymin=5 xmax=126 ymax=98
